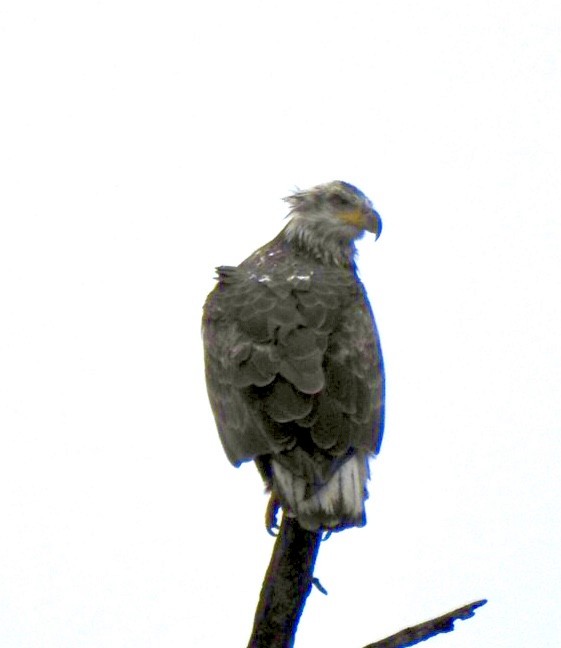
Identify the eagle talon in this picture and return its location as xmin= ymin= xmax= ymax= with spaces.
xmin=265 ymin=495 xmax=281 ymax=536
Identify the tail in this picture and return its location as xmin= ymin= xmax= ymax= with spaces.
xmin=269 ymin=452 xmax=370 ymax=532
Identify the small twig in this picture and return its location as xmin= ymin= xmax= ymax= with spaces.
xmin=247 ymin=514 xmax=322 ymax=648
xmin=312 ymin=577 xmax=328 ymax=595
xmin=362 ymin=599 xmax=488 ymax=648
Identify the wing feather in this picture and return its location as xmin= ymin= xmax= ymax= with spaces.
xmin=203 ymin=254 xmax=384 ymax=477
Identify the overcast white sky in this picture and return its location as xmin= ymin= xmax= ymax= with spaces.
xmin=1 ymin=1 xmax=561 ymax=646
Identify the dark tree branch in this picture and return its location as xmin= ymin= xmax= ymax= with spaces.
xmin=362 ymin=599 xmax=488 ymax=648
xmin=246 ymin=512 xmax=486 ymax=648
xmin=247 ymin=514 xmax=322 ymax=648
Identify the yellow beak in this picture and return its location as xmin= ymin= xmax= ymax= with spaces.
xmin=340 ymin=207 xmax=382 ymax=239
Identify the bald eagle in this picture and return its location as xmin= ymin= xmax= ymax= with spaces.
xmin=202 ymin=181 xmax=385 ymax=532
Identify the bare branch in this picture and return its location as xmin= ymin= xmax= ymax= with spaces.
xmin=247 ymin=514 xmax=322 ymax=648
xmin=245 ymin=512 xmax=486 ymax=648
xmin=362 ymin=599 xmax=488 ymax=648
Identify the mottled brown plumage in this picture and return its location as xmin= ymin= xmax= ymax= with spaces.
xmin=203 ymin=181 xmax=384 ymax=531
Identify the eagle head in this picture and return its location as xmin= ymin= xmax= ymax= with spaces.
xmin=282 ymin=180 xmax=381 ymax=265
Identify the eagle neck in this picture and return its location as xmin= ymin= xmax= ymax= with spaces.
xmin=279 ymin=223 xmax=357 ymax=269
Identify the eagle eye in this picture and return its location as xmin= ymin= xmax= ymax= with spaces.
xmin=328 ymin=193 xmax=351 ymax=207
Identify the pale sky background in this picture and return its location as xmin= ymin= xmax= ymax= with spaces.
xmin=1 ymin=1 xmax=561 ymax=647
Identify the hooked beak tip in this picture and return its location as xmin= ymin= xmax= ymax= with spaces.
xmin=367 ymin=209 xmax=382 ymax=240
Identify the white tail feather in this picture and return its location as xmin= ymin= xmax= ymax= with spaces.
xmin=271 ymin=454 xmax=369 ymax=531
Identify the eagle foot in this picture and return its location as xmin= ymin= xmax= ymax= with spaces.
xmin=265 ymin=494 xmax=281 ymax=536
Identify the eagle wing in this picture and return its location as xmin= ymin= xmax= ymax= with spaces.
xmin=202 ymin=256 xmax=385 ymax=485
